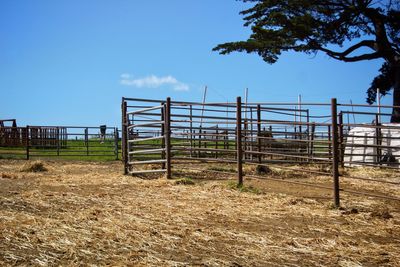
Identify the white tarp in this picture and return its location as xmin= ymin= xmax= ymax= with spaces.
xmin=344 ymin=123 xmax=400 ymax=167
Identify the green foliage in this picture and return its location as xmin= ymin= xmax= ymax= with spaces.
xmin=227 ymin=181 xmax=262 ymax=194
xmin=214 ymin=1 xmax=399 ymax=63
xmin=366 ymin=62 xmax=395 ymax=104
xmin=213 ymin=0 xmax=400 ymax=116
xmin=174 ymin=177 xmax=195 ymax=185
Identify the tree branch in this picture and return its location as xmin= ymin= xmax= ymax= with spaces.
xmin=318 ymin=40 xmax=376 ymax=58
xmin=329 ymin=51 xmax=381 ymax=62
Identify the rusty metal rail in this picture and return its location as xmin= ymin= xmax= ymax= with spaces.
xmin=122 ymin=97 xmax=400 ymax=206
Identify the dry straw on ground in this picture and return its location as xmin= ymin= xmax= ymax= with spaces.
xmin=0 ymin=159 xmax=399 ymax=266
xmin=19 ymin=160 xmax=48 ymax=173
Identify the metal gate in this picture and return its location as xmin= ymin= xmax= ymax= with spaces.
xmin=122 ymin=98 xmax=171 ymax=176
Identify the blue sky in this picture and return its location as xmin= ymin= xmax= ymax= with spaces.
xmin=0 ymin=0 xmax=388 ymax=127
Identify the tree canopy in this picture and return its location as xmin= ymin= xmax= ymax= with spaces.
xmin=213 ymin=0 xmax=400 ymax=122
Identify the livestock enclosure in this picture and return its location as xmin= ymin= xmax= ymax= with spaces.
xmin=122 ymin=97 xmax=400 ymax=206
xmin=0 ymin=125 xmax=120 ymax=160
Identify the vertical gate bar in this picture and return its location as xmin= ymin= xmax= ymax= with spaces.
xmin=85 ymin=128 xmax=89 ymax=156
xmin=165 ymin=97 xmax=172 ymax=179
xmin=161 ymin=104 xmax=166 ymax=169
xmin=215 ymin=125 xmax=218 ymax=159
xmin=198 ymin=128 xmax=202 ymax=158
xmin=257 ymin=105 xmax=262 ymax=164
xmin=236 ymin=97 xmax=243 ymax=186
xmin=328 ymin=125 xmax=332 ymax=160
xmin=57 ymin=127 xmax=60 ymax=156
xmin=338 ymin=112 xmax=344 ymax=168
xmin=375 ymin=114 xmax=381 ymax=165
xmin=243 ymin=118 xmax=248 ymax=159
xmin=310 ymin=123 xmax=316 ymax=162
xmin=122 ymin=99 xmax=128 ymax=174
xmin=294 ymin=106 xmax=297 ymax=140
xmin=226 ymin=130 xmax=229 ymax=150
xmin=306 ymin=109 xmax=310 ymax=162
xmin=114 ymin=127 xmax=119 ymax=160
xmin=26 ymin=125 xmax=30 ymax=160
xmin=250 ymin=107 xmax=253 ymax=160
xmin=189 ymin=105 xmax=193 ymax=158
xmin=331 ymin=98 xmax=340 ymax=207
xmin=269 ymin=125 xmax=273 ymax=160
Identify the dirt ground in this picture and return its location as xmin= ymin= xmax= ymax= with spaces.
xmin=0 ymin=160 xmax=399 ymax=266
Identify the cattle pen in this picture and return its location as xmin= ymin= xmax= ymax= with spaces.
xmin=121 ymin=97 xmax=400 ymax=207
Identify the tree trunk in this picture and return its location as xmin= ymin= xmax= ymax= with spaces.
xmin=391 ymin=63 xmax=400 ymax=123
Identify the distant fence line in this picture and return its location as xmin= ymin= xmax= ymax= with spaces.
xmin=0 ymin=126 xmax=120 ymax=160
xmin=122 ymin=97 xmax=400 ymax=207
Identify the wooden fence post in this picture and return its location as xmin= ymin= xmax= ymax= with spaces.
xmin=26 ymin=126 xmax=30 ymax=160
xmin=236 ymin=97 xmax=243 ymax=186
xmin=165 ymin=97 xmax=172 ymax=179
xmin=121 ymin=99 xmax=128 ymax=174
xmin=331 ymin=98 xmax=340 ymax=207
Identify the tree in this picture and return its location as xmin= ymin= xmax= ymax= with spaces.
xmin=213 ymin=0 xmax=400 ymax=122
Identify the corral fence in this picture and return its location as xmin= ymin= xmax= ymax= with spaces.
xmin=0 ymin=126 xmax=120 ymax=160
xmin=122 ymin=97 xmax=400 ymax=206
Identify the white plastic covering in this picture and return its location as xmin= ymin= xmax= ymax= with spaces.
xmin=344 ymin=124 xmax=400 ymax=167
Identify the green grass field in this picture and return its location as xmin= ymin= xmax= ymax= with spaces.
xmin=0 ymin=139 xmax=121 ymax=161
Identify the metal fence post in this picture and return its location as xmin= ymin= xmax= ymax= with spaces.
xmin=56 ymin=127 xmax=60 ymax=156
xmin=331 ymin=98 xmax=340 ymax=207
xmin=85 ymin=128 xmax=89 ymax=156
xmin=161 ymin=103 xmax=166 ymax=169
xmin=26 ymin=125 xmax=30 ymax=160
xmin=189 ymin=105 xmax=193 ymax=158
xmin=306 ymin=109 xmax=310 ymax=163
xmin=215 ymin=125 xmax=219 ymax=159
xmin=122 ymin=99 xmax=128 ymax=174
xmin=328 ymin=125 xmax=332 ymax=160
xmin=165 ymin=97 xmax=172 ymax=179
xmin=257 ymin=104 xmax=262 ymax=164
xmin=338 ymin=112 xmax=344 ymax=168
xmin=114 ymin=127 xmax=119 ymax=160
xmin=236 ymin=97 xmax=243 ymax=186
xmin=309 ymin=123 xmax=316 ymax=161
xmin=375 ymin=114 xmax=381 ymax=165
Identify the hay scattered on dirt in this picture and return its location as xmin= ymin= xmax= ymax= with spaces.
xmin=20 ymin=160 xmax=48 ymax=173
xmin=371 ymin=208 xmax=394 ymax=220
xmin=174 ymin=177 xmax=195 ymax=185
xmin=0 ymin=159 xmax=399 ymax=266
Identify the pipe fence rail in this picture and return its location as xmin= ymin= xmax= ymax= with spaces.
xmin=122 ymin=97 xmax=400 ymax=206
xmin=0 ymin=126 xmax=120 ymax=160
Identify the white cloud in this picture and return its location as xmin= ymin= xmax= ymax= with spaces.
xmin=120 ymin=74 xmax=189 ymax=91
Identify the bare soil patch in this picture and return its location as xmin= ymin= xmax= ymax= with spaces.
xmin=0 ymin=160 xmax=399 ymax=266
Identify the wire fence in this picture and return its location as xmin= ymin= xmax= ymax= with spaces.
xmin=122 ymin=97 xmax=400 ymax=206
